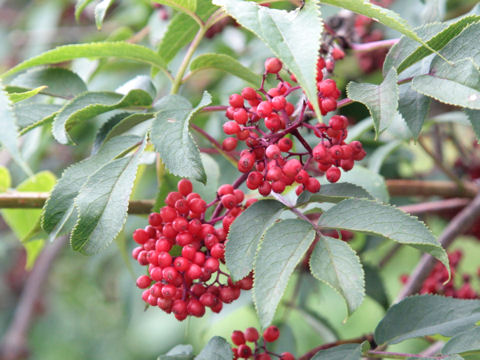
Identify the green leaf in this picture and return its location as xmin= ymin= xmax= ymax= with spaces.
xmin=14 ymin=103 xmax=61 ymax=134
xmin=339 ymin=166 xmax=389 ymax=203
xmin=7 ymin=86 xmax=46 ymax=103
xmin=364 ymin=264 xmax=389 ymax=310
xmin=395 ymin=14 xmax=480 ymax=74
xmin=70 ymin=140 xmax=145 ymax=254
xmin=154 ymin=0 xmax=196 ymax=14
xmin=24 ymin=239 xmax=45 ymax=270
xmin=3 ymin=171 xmax=56 ymax=240
xmin=347 ymin=68 xmax=399 ymax=136
xmin=412 ymin=58 xmax=480 ymax=110
xmin=75 ymin=0 xmax=96 ymax=21
xmin=42 ymin=135 xmax=141 ymax=241
xmin=226 ymin=199 xmax=285 ymax=280
xmin=101 ymin=112 xmax=153 ymax=146
xmin=195 ymin=337 xmax=232 ymax=360
xmin=321 ymin=0 xmax=437 ymax=55
xmin=0 ymin=82 xmax=32 ymax=176
xmin=158 ymin=344 xmax=194 ymax=360
xmin=465 ymin=109 xmax=480 ymax=140
xmin=318 ymin=199 xmax=449 ymax=269
xmin=309 ymin=235 xmax=365 ymax=316
xmin=374 ymin=295 xmax=480 ymax=345
xmin=1 ymin=42 xmax=166 ymax=79
xmin=53 ymin=89 xmax=153 ymax=144
xmin=213 ymin=0 xmax=323 ymax=119
xmin=151 ymin=92 xmax=210 ymax=183
xmin=0 ymin=166 xmax=11 ymax=192
xmin=95 ymin=0 xmax=115 ymax=30
xmin=254 ymin=219 xmax=316 ymax=327
xmin=442 ymin=327 xmax=480 ymax=355
xmin=368 ymin=140 xmax=402 ymax=173
xmin=10 ymin=67 xmax=87 ymax=99
xmin=157 ymin=2 xmax=217 ymax=65
xmin=297 ymin=182 xmax=374 ymax=206
xmin=190 ymin=53 xmax=262 ymax=86
xmin=312 ymin=342 xmax=370 ymax=360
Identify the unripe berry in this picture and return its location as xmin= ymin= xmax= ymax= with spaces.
xmin=265 ymin=57 xmax=282 ymax=73
xmin=229 ymin=94 xmax=244 ymax=108
xmin=326 ymin=166 xmax=341 ymax=183
xmin=263 ymin=325 xmax=280 ymax=342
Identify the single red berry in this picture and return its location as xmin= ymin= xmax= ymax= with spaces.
xmin=305 ymin=177 xmax=321 ymax=193
xmin=272 ymin=180 xmax=286 ymax=193
xmin=234 ymin=108 xmax=249 ymax=125
xmin=224 ymin=121 xmax=241 ymax=135
xmin=148 ymin=212 xmax=162 ymax=227
xmin=330 ymin=145 xmax=343 ymax=160
xmin=264 ymin=114 xmax=281 ymax=132
xmin=218 ymin=184 xmax=235 ymax=196
xmin=320 ymin=97 xmax=337 ymax=115
xmin=258 ymin=181 xmax=272 ymax=196
xmin=280 ymin=352 xmax=295 ymax=360
xmin=136 ymin=275 xmax=151 ymax=289
xmin=189 ymin=198 xmax=206 ymax=214
xmin=165 ymin=191 xmax=183 ymax=207
xmin=187 ymin=263 xmax=202 ymax=279
xmin=229 ymin=94 xmax=244 ymax=108
xmin=257 ymin=101 xmax=273 ymax=117
xmin=332 ymin=47 xmax=345 ymax=60
xmin=238 ymin=153 xmax=255 ymax=173
xmin=222 ymin=137 xmax=238 ymax=151
xmin=160 ymin=206 xmax=177 ymax=223
xmin=177 ymin=179 xmax=193 ymax=196
xmin=329 ymin=115 xmax=348 ymax=131
xmin=231 ymin=330 xmax=246 ymax=346
xmin=272 ymin=96 xmax=286 ymax=110
xmin=237 ymin=344 xmax=252 ymax=358
xmin=133 ymin=229 xmax=149 ymax=244
xmin=285 ymin=102 xmax=294 ymax=116
xmin=241 ymin=87 xmax=257 ymax=100
xmin=326 ymin=166 xmax=341 ymax=183
xmin=221 ymin=194 xmax=237 ymax=209
xmin=283 ymin=159 xmax=302 ymax=178
xmin=256 ymin=353 xmax=271 ymax=360
xmin=265 ymin=57 xmax=283 ymax=73
xmin=187 ymin=299 xmax=205 ymax=317
xmin=244 ymin=327 xmax=259 ymax=342
xmin=263 ymin=325 xmax=280 ymax=342
xmin=278 ymin=137 xmax=293 ymax=152
xmin=211 ymin=243 xmax=225 ymax=259
xmin=266 ymin=144 xmax=281 ymax=159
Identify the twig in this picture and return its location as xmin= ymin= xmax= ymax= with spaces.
xmin=350 ymin=39 xmax=399 ymax=52
xmin=398 ymin=198 xmax=471 ymax=215
xmin=386 ymin=180 xmax=478 ymax=198
xmin=396 ymin=192 xmax=480 ymax=301
xmin=298 ymin=335 xmax=374 ymax=360
xmin=0 ymin=236 xmax=68 ymax=360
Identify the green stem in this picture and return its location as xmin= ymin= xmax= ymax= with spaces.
xmin=170 ymin=26 xmax=206 ymax=94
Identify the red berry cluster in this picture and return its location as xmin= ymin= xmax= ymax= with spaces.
xmin=231 ymin=326 xmax=295 ymax=360
xmin=221 ymin=56 xmax=365 ymax=196
xmin=132 ymin=179 xmax=254 ymax=320
xmin=401 ymin=250 xmax=480 ymax=299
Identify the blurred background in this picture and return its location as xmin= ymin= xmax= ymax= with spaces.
xmin=1 ymin=0 xmax=480 ymax=359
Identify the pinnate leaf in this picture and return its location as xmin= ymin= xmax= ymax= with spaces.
xmin=151 ymin=92 xmax=210 ymax=183
xmin=254 ymin=219 xmax=316 ymax=327
xmin=347 ymin=68 xmax=399 ymax=136
xmin=375 ymin=295 xmax=480 ymax=345
xmin=53 ymin=89 xmax=153 ymax=144
xmin=195 ymin=337 xmax=231 ymax=360
xmin=14 ymin=103 xmax=61 ymax=134
xmin=6 ymin=86 xmax=46 ymax=103
xmin=297 ymin=182 xmax=374 ymax=206
xmin=190 ymin=53 xmax=262 ymax=86
xmin=318 ymin=199 xmax=449 ymax=269
xmin=309 ymin=235 xmax=365 ymax=316
xmin=1 ymin=42 xmax=165 ymax=79
xmin=212 ymin=0 xmax=323 ymax=119
xmin=226 ymin=199 xmax=285 ymax=280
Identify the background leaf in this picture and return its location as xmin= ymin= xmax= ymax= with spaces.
xmin=312 ymin=342 xmax=369 ymax=360
xmin=0 ymin=166 xmax=11 ymax=192
xmin=254 ymin=219 xmax=316 ymax=327
xmin=318 ymin=199 xmax=449 ymax=269
xmin=213 ymin=0 xmax=323 ymax=119
xmin=95 ymin=0 xmax=115 ymax=30
xmin=195 ymin=337 xmax=231 ymax=360
xmin=375 ymin=295 xmax=480 ymax=345
xmin=297 ymin=182 xmax=374 ymax=206
xmin=226 ymin=199 xmax=284 ymax=280
xmin=442 ymin=327 xmax=480 ymax=355
xmin=151 ymin=92 xmax=210 ymax=183
xmin=309 ymin=235 xmax=365 ymax=316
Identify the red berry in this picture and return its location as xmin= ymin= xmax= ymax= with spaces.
xmin=221 ymin=194 xmax=237 ymax=209
xmin=326 ymin=166 xmax=341 ymax=183
xmin=283 ymin=159 xmax=302 ymax=178
xmin=133 ymin=229 xmax=149 ymax=244
xmin=272 ymin=180 xmax=286 ymax=193
xmin=258 ymin=181 xmax=272 ymax=196
xmin=329 ymin=115 xmax=347 ymax=130
xmin=238 ymin=153 xmax=255 ymax=173
xmin=165 ymin=191 xmax=183 ymax=207
xmin=241 ymin=87 xmax=257 ymax=100
xmin=244 ymin=327 xmax=259 ymax=342
xmin=231 ymin=330 xmax=246 ymax=346
xmin=177 ymin=179 xmax=193 ymax=196
xmin=257 ymin=101 xmax=273 ymax=117
xmin=332 ymin=47 xmax=345 ymax=60
xmin=305 ymin=177 xmax=321 ymax=193
xmin=136 ymin=275 xmax=151 ymax=289
xmin=229 ymin=94 xmax=244 ymax=108
xmin=278 ymin=137 xmax=293 ymax=152
xmin=272 ymin=96 xmax=286 ymax=110
xmin=189 ymin=198 xmax=206 ymax=214
xmin=222 ymin=137 xmax=238 ymax=151
xmin=265 ymin=57 xmax=282 ymax=73
xmin=224 ymin=121 xmax=241 ymax=135
xmin=280 ymin=352 xmax=295 ymax=360
xmin=211 ymin=243 xmax=225 ymax=259
xmin=263 ymin=325 xmax=280 ymax=342
xmin=218 ymin=184 xmax=235 ymax=196
xmin=266 ymin=144 xmax=281 ymax=159
xmin=284 ymin=102 xmax=294 ymax=116
xmin=237 ymin=344 xmax=252 ymax=358
xmin=160 ymin=206 xmax=177 ymax=223
xmin=234 ymin=108 xmax=249 ymax=125
xmin=320 ymin=97 xmax=337 ymax=115
xmin=148 ymin=212 xmax=162 ymax=227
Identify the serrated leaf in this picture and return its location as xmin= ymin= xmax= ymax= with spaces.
xmin=195 ymin=337 xmax=231 ymax=360
xmin=10 ymin=67 xmax=87 ymax=99
xmin=42 ymin=135 xmax=141 ymax=240
xmin=75 ymin=0 xmax=96 ymax=21
xmin=1 ymin=42 xmax=165 ymax=79
xmin=53 ymin=89 xmax=152 ymax=144
xmin=309 ymin=235 xmax=365 ymax=316
xmin=95 ymin=0 xmax=114 ymax=30
xmin=7 ymin=86 xmax=46 ymax=103
xmin=442 ymin=327 xmax=480 ymax=355
xmin=347 ymin=68 xmax=399 ymax=136
xmin=339 ymin=166 xmax=389 ymax=203
xmin=158 ymin=344 xmax=194 ymax=360
xmin=14 ymin=103 xmax=61 ymax=134
xmin=190 ymin=53 xmax=262 ymax=86
xmin=0 ymin=166 xmax=11 ymax=192
xmin=412 ymin=58 xmax=480 ymax=110
xmin=321 ymin=0 xmax=436 ymax=55
xmin=465 ymin=109 xmax=480 ymax=140
xmin=116 ymin=75 xmax=157 ymax=99
xmin=312 ymin=342 xmax=369 ymax=360
xmin=154 ymin=0 xmax=196 ymax=14
xmin=297 ymin=182 xmax=374 ymax=206
xmin=151 ymin=92 xmax=210 ymax=183
xmin=375 ymin=295 xmax=480 ymax=345
xmin=226 ymin=199 xmax=285 ymax=280
xmin=319 ymin=199 xmax=449 ymax=269
xmin=70 ymin=140 xmax=145 ymax=254
xmin=0 ymin=82 xmax=32 ymax=175
xmin=213 ymin=0 xmax=323 ymax=119
xmin=157 ymin=2 xmax=217 ymax=65
xmin=364 ymin=264 xmax=389 ymax=310
xmin=368 ymin=140 xmax=402 ymax=173
xmin=254 ymin=219 xmax=316 ymax=327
